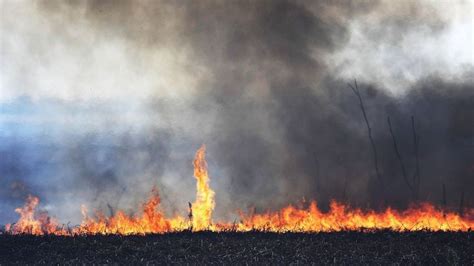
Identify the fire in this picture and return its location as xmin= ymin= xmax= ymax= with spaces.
xmin=5 ymin=195 xmax=67 ymax=235
xmin=191 ymin=145 xmax=215 ymax=231
xmin=236 ymin=201 xmax=473 ymax=232
xmin=4 ymin=146 xmax=474 ymax=235
xmin=74 ymin=189 xmax=172 ymax=235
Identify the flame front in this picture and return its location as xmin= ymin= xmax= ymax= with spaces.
xmin=74 ymin=189 xmax=172 ymax=235
xmin=4 ymin=146 xmax=474 ymax=235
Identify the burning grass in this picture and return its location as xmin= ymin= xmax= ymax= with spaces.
xmin=4 ymin=145 xmax=474 ymax=235
xmin=2 ymin=145 xmax=473 ymax=264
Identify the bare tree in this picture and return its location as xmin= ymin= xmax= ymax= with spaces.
xmin=387 ymin=116 xmax=414 ymax=197
xmin=348 ymin=80 xmax=383 ymax=188
xmin=388 ymin=116 xmax=423 ymax=200
xmin=411 ymin=116 xmax=421 ymax=199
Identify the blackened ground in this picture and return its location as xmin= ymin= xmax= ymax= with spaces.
xmin=0 ymin=231 xmax=472 ymax=264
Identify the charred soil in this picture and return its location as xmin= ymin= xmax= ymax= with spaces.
xmin=0 ymin=231 xmax=472 ymax=264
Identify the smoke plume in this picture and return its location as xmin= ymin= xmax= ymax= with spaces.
xmin=0 ymin=0 xmax=472 ymax=224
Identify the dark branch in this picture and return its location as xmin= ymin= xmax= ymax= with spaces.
xmin=387 ymin=116 xmax=414 ymax=195
xmin=411 ymin=116 xmax=421 ymax=200
xmin=348 ymin=80 xmax=383 ymax=185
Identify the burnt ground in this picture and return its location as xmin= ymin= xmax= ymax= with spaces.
xmin=0 ymin=231 xmax=472 ymax=264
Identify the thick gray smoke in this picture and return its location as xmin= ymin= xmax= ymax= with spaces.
xmin=0 ymin=0 xmax=472 ymax=224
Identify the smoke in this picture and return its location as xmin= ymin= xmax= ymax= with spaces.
xmin=0 ymin=0 xmax=472 ymax=223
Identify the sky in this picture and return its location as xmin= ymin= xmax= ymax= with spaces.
xmin=0 ymin=0 xmax=473 ymax=224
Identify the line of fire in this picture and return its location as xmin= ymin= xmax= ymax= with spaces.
xmin=4 ymin=144 xmax=473 ymax=236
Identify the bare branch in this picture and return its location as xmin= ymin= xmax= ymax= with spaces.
xmin=411 ymin=116 xmax=421 ymax=199
xmin=387 ymin=116 xmax=414 ymax=195
xmin=348 ymin=80 xmax=383 ymax=185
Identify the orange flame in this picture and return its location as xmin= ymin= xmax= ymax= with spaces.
xmin=73 ymin=189 xmax=172 ymax=235
xmin=4 ymin=145 xmax=474 ymax=235
xmin=236 ymin=201 xmax=474 ymax=232
xmin=191 ymin=145 xmax=215 ymax=231
xmin=5 ymin=195 xmax=67 ymax=235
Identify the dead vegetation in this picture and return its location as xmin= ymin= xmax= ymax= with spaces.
xmin=0 ymin=231 xmax=472 ymax=264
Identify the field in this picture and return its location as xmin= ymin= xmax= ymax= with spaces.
xmin=0 ymin=231 xmax=472 ymax=264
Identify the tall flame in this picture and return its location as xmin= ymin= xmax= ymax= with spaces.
xmin=4 ymin=145 xmax=474 ymax=235
xmin=191 ymin=145 xmax=215 ymax=231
